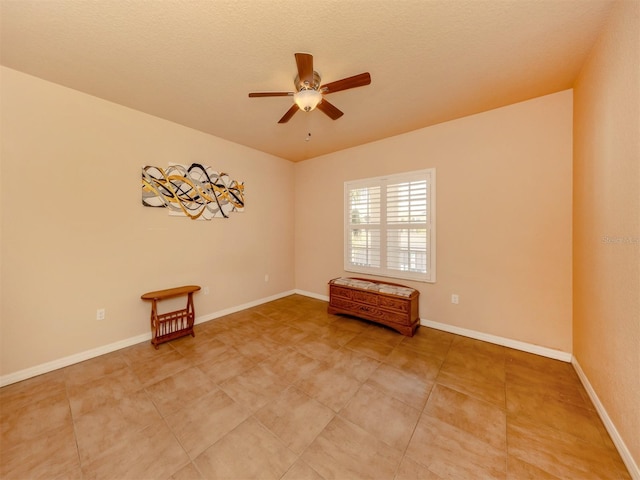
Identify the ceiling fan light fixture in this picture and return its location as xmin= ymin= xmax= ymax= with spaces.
xmin=248 ymin=53 xmax=370 ymax=123
xmin=294 ymin=89 xmax=322 ymax=112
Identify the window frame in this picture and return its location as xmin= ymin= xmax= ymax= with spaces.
xmin=343 ymin=168 xmax=436 ymax=283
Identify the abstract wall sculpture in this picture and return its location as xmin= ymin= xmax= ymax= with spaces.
xmin=142 ymin=163 xmax=244 ymax=220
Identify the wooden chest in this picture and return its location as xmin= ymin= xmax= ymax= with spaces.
xmin=327 ymin=277 xmax=419 ymax=336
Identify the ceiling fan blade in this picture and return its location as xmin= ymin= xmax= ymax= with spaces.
xmin=321 ymin=72 xmax=371 ymax=94
xmin=248 ymin=92 xmax=293 ymax=97
xmin=316 ymin=99 xmax=344 ymax=120
xmin=278 ymin=104 xmax=299 ymax=123
xmin=295 ymin=53 xmax=314 ymax=87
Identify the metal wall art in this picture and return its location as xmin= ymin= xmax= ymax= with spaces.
xmin=142 ymin=163 xmax=245 ymax=220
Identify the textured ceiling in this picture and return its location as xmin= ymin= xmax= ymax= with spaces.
xmin=0 ymin=0 xmax=615 ymax=162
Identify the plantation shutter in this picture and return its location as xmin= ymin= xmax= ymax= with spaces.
xmin=344 ymin=169 xmax=435 ymax=283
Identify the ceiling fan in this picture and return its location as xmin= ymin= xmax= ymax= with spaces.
xmin=248 ymin=53 xmax=371 ymax=124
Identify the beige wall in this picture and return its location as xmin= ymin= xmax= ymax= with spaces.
xmin=573 ymin=0 xmax=640 ymax=468
xmin=0 ymin=67 xmax=295 ymax=375
xmin=295 ymin=90 xmax=573 ymax=352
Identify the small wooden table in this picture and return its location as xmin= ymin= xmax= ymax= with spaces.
xmin=141 ymin=285 xmax=201 ymax=349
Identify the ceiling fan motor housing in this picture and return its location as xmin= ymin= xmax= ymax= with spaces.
xmin=294 ymin=71 xmax=322 ymax=92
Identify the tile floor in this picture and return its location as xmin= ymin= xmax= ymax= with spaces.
xmin=0 ymin=294 xmax=631 ymax=479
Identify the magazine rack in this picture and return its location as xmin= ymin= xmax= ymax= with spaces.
xmin=141 ymin=285 xmax=201 ymax=348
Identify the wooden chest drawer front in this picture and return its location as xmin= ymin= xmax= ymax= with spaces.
xmin=379 ymin=295 xmax=409 ymax=312
xmin=330 ymin=297 xmax=356 ymax=310
xmin=352 ymin=290 xmax=380 ymax=305
xmin=331 ymin=297 xmax=409 ymax=325
xmin=331 ymin=286 xmax=354 ymax=300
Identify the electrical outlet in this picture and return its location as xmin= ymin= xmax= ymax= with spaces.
xmin=451 ymin=294 xmax=459 ymax=305
xmin=203 ymin=286 xmax=210 ymax=295
xmin=96 ymin=308 xmax=105 ymax=320
xmin=264 ymin=274 xmax=269 ymax=282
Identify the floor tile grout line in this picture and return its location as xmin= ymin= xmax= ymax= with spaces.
xmin=157 ymin=413 xmax=204 ymax=478
xmin=63 ymin=368 xmax=85 ymax=479
xmin=250 ymin=405 xmax=333 ymax=480
xmin=503 ymin=342 xmax=509 ymax=478
xmin=389 ymin=334 xmax=452 ymax=479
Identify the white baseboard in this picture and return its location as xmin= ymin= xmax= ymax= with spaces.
xmin=420 ymin=317 xmax=637 ymax=477
xmin=195 ymin=289 xmax=296 ymax=324
xmin=0 ymin=332 xmax=151 ymax=388
xmin=0 ymin=289 xmax=296 ymax=388
xmin=420 ymin=318 xmax=573 ymax=362
xmin=294 ymin=289 xmax=329 ymax=302
xmin=294 ymin=289 xmax=572 ymax=362
xmin=571 ymin=358 xmax=640 ymax=480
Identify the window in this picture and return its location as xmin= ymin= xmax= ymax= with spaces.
xmin=344 ymin=169 xmax=435 ymax=283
